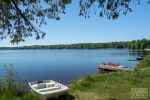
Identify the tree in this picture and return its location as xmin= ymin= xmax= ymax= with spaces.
xmin=0 ymin=0 xmax=71 ymax=44
xmin=0 ymin=0 xmax=149 ymax=44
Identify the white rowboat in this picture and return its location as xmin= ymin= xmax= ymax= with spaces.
xmin=29 ymin=80 xmax=69 ymax=100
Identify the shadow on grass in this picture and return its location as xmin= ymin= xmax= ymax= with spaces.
xmin=47 ymin=94 xmax=75 ymax=100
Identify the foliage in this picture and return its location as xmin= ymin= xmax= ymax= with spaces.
xmin=0 ymin=65 xmax=38 ymax=100
xmin=0 ymin=38 xmax=150 ymax=50
xmin=0 ymin=0 xmax=150 ymax=43
xmin=2 ymin=65 xmax=16 ymax=89
xmin=79 ymin=0 xmax=150 ymax=19
xmin=136 ymin=55 xmax=150 ymax=70
xmin=0 ymin=0 xmax=71 ymax=44
xmin=23 ymin=93 xmax=38 ymax=100
xmin=80 ymin=0 xmax=133 ymax=19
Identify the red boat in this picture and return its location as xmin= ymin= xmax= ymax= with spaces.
xmin=98 ymin=62 xmax=131 ymax=73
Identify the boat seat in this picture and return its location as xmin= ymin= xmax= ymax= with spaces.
xmin=38 ymin=83 xmax=46 ymax=89
xmin=37 ymin=86 xmax=61 ymax=92
xmin=46 ymin=83 xmax=55 ymax=88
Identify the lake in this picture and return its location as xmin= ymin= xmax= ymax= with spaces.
xmin=0 ymin=49 xmax=143 ymax=85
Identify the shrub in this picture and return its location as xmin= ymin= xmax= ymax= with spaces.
xmin=0 ymin=65 xmax=37 ymax=100
xmin=2 ymin=65 xmax=17 ymax=90
xmin=136 ymin=55 xmax=150 ymax=70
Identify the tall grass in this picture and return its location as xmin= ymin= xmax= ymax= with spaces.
xmin=136 ymin=55 xmax=150 ymax=70
xmin=0 ymin=65 xmax=38 ymax=100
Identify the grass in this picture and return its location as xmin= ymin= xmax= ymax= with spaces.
xmin=136 ymin=55 xmax=150 ymax=70
xmin=0 ymin=55 xmax=150 ymax=100
xmin=69 ymin=56 xmax=150 ymax=100
xmin=0 ymin=89 xmax=38 ymax=100
xmin=0 ymin=65 xmax=38 ymax=100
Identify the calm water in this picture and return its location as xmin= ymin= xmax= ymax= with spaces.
xmin=0 ymin=49 xmax=143 ymax=84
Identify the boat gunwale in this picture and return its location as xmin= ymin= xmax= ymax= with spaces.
xmin=29 ymin=80 xmax=69 ymax=95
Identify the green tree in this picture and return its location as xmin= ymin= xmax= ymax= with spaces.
xmin=0 ymin=0 xmax=71 ymax=43
xmin=0 ymin=0 xmax=150 ymax=44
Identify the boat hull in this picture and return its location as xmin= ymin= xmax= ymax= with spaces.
xmin=136 ymin=57 xmax=144 ymax=61
xmin=29 ymin=80 xmax=68 ymax=100
xmin=98 ymin=64 xmax=132 ymax=73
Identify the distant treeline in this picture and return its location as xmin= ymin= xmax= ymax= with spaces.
xmin=0 ymin=39 xmax=150 ymax=50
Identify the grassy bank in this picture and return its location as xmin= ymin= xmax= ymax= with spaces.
xmin=0 ymin=65 xmax=38 ymax=100
xmin=0 ymin=89 xmax=37 ymax=100
xmin=0 ymin=56 xmax=150 ymax=100
xmin=69 ymin=55 xmax=150 ymax=99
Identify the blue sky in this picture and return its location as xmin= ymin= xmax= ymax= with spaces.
xmin=1 ymin=0 xmax=150 ymax=47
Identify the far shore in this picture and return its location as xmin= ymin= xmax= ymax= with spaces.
xmin=0 ymin=39 xmax=150 ymax=50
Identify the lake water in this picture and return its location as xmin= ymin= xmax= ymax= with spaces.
xmin=0 ymin=49 xmax=143 ymax=84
